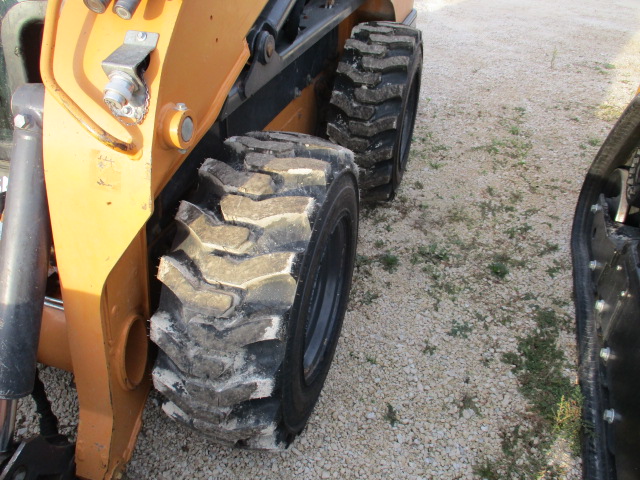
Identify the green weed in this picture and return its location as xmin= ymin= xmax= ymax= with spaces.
xmin=505 ymin=223 xmax=532 ymax=239
xmin=411 ymin=243 xmax=451 ymax=265
xmin=448 ymin=320 xmax=473 ymax=338
xmin=539 ymin=241 xmax=559 ymax=256
xmin=489 ymin=262 xmax=509 ymax=279
xmin=361 ymin=290 xmax=380 ymax=305
xmin=554 ymin=386 xmax=584 ymax=455
xmin=546 ymin=259 xmax=563 ymax=278
xmin=422 ymin=341 xmax=437 ymax=355
xmin=379 ymin=253 xmax=400 ymax=272
xmin=502 ymin=308 xmax=573 ymax=422
xmin=460 ymin=393 xmax=481 ymax=416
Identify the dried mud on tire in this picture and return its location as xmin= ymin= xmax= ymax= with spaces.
xmin=151 ymin=132 xmax=358 ymax=448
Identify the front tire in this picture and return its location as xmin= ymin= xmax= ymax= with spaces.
xmin=150 ymin=131 xmax=358 ymax=448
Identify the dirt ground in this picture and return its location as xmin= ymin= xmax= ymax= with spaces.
xmin=20 ymin=0 xmax=640 ymax=478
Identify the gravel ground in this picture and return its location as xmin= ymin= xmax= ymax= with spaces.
xmin=17 ymin=0 xmax=640 ymax=478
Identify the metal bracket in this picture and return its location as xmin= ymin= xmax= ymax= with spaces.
xmin=101 ymin=31 xmax=159 ymax=124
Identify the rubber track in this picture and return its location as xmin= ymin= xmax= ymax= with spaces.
xmin=150 ymin=132 xmax=355 ymax=449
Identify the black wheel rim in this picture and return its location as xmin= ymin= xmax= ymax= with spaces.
xmin=397 ymin=72 xmax=420 ymax=174
xmin=302 ymin=216 xmax=349 ymax=385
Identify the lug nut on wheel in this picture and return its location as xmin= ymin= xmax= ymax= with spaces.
xmin=594 ymin=299 xmax=606 ymax=313
xmin=599 ymin=347 xmax=611 ymax=363
xmin=13 ymin=114 xmax=31 ymax=129
xmin=591 ymin=203 xmax=602 ymax=213
xmin=603 ymin=409 xmax=617 ymax=424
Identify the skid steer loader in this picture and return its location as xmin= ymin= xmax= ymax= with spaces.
xmin=0 ymin=0 xmax=422 ymax=478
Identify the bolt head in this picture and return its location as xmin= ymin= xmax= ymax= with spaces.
xmin=136 ymin=31 xmax=147 ymax=41
xmin=114 ymin=5 xmax=133 ymax=20
xmin=594 ymin=299 xmax=606 ymax=313
xmin=265 ymin=35 xmax=275 ymax=58
xmin=600 ymin=347 xmax=611 ymax=362
xmin=603 ymin=409 xmax=616 ymax=424
xmin=84 ymin=0 xmax=109 ymax=14
xmin=13 ymin=114 xmax=31 ymax=129
xmin=591 ymin=204 xmax=602 ymax=214
xmin=180 ymin=116 xmax=194 ymax=143
xmin=175 ymin=103 xmax=187 ymax=111
xmin=589 ymin=260 xmax=599 ymax=271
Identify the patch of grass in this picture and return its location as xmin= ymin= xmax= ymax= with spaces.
xmin=361 ymin=290 xmax=379 ymax=305
xmin=477 ymin=136 xmax=532 ymax=160
xmin=596 ymin=103 xmax=624 ymax=122
xmin=539 ymin=241 xmax=559 ymax=256
xmin=491 ymin=306 xmax=580 ymax=478
xmin=374 ymin=239 xmax=384 ymax=248
xmin=494 ymin=252 xmax=525 ymax=269
xmin=473 ymin=460 xmax=500 ymax=480
xmin=486 ymin=186 xmax=496 ymax=196
xmin=587 ymin=137 xmax=601 ymax=147
xmin=365 ymin=354 xmax=377 ymax=365
xmin=411 ymin=243 xmax=451 ymax=265
xmin=448 ymin=319 xmax=473 ymax=338
xmin=502 ymin=308 xmax=573 ymax=422
xmin=478 ymin=138 xmax=505 ymax=155
xmin=428 ymin=160 xmax=443 ymax=170
xmin=431 ymin=144 xmax=450 ymax=153
xmin=505 ymin=223 xmax=532 ymax=239
xmin=379 ymin=253 xmax=400 ymax=272
xmin=355 ymin=254 xmax=374 ymax=269
xmin=384 ymin=403 xmax=399 ymax=426
xmin=422 ymin=340 xmax=436 ymax=355
xmin=447 ymin=206 xmax=469 ymax=223
xmin=460 ymin=393 xmax=481 ymax=416
xmin=441 ymin=281 xmax=462 ymax=297
xmin=509 ymin=125 xmax=521 ymax=136
xmin=546 ymin=259 xmax=563 ymax=278
xmin=489 ymin=262 xmax=509 ymax=279
xmin=554 ymin=386 xmax=584 ymax=455
xmin=414 ymin=180 xmax=424 ymax=189
xmin=494 ymin=423 xmax=564 ymax=479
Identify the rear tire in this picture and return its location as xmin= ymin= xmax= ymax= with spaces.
xmin=327 ymin=21 xmax=423 ymax=201
xmin=150 ymin=131 xmax=358 ymax=448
